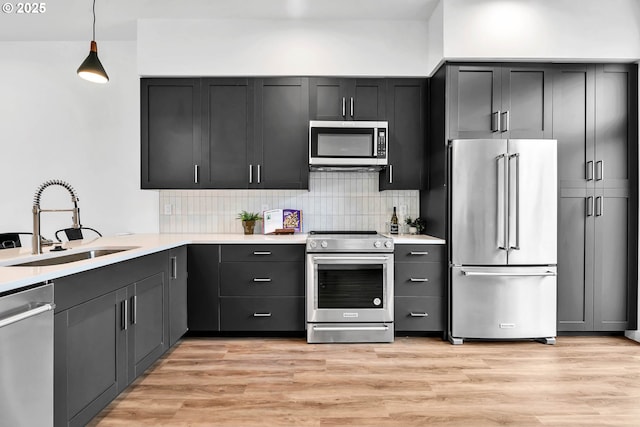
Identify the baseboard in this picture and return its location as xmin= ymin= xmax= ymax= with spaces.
xmin=625 ymin=330 xmax=640 ymax=343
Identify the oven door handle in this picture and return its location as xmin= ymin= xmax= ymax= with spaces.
xmin=311 ymin=325 xmax=390 ymax=332
xmin=312 ymin=256 xmax=391 ymax=261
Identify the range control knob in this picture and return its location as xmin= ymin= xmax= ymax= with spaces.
xmin=385 ymin=241 xmax=393 ymax=249
xmin=309 ymin=241 xmax=317 ymax=249
xmin=321 ymin=241 xmax=328 ymax=248
xmin=374 ymin=241 xmax=382 ymax=248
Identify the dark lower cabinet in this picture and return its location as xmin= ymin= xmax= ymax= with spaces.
xmin=394 ymin=244 xmax=445 ymax=332
xmin=219 ymin=297 xmax=304 ymax=332
xmin=187 ymin=245 xmax=220 ymax=331
xmin=54 ymin=251 xmax=172 ymax=427
xmin=169 ymin=246 xmax=188 ymax=345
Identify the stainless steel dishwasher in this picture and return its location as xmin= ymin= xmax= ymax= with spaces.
xmin=0 ymin=283 xmax=55 ymax=427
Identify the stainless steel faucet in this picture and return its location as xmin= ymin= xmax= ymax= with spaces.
xmin=32 ymin=180 xmax=81 ymax=254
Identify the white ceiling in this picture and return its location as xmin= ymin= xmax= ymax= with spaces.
xmin=0 ymin=0 xmax=440 ymax=41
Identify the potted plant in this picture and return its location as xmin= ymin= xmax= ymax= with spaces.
xmin=405 ymin=217 xmax=426 ymax=235
xmin=237 ymin=210 xmax=262 ymax=235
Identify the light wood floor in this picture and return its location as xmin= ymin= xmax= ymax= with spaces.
xmin=89 ymin=336 xmax=640 ymax=427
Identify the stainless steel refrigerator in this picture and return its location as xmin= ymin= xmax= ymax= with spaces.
xmin=449 ymin=139 xmax=557 ymax=344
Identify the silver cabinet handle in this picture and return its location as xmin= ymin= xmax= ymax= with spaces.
xmin=462 ymin=270 xmax=556 ymax=277
xmin=313 ymin=256 xmax=390 ymax=261
xmin=0 ymin=303 xmax=54 ymax=329
xmin=586 ymin=161 xmax=594 ymax=181
xmin=492 ymin=110 xmax=501 ymax=132
xmin=596 ymin=196 xmax=603 ymax=216
xmin=194 ymin=164 xmax=199 ymax=184
xmin=596 ymin=161 xmax=604 ymax=181
xmin=249 ymin=164 xmax=253 ymax=184
xmin=342 ymin=97 xmax=346 ymax=117
xmin=253 ymin=278 xmax=272 ymax=282
xmin=409 ymin=278 xmax=429 ymax=282
xmin=170 ymin=256 xmax=177 ymax=279
xmin=312 ymin=325 xmax=389 ymax=331
xmin=410 ymin=312 xmax=428 ymax=318
xmin=497 ymin=153 xmax=507 ymax=250
xmin=409 ymin=251 xmax=429 ymax=256
xmin=509 ymin=153 xmax=520 ymax=250
xmin=131 ymin=295 xmax=137 ymax=325
xmin=500 ymin=110 xmax=510 ymax=132
xmin=389 ymin=164 xmax=393 ymax=184
xmin=257 ymin=164 xmax=261 ymax=184
xmin=350 ymin=97 xmax=354 ymax=118
xmin=253 ymin=313 xmax=272 ymax=317
xmin=122 ymin=299 xmax=128 ymax=331
xmin=253 ymin=251 xmax=271 ymax=256
xmin=586 ymin=196 xmax=594 ymax=217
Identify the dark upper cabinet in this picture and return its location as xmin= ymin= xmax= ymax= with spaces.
xmin=447 ymin=64 xmax=551 ymax=139
xmin=141 ymin=78 xmax=201 ymax=189
xmin=201 ymin=78 xmax=253 ymax=189
xmin=309 ymin=77 xmax=386 ymax=121
xmin=554 ymin=63 xmax=638 ymax=332
xmin=253 ymin=77 xmax=309 ymax=189
xmin=379 ymin=79 xmax=427 ymax=190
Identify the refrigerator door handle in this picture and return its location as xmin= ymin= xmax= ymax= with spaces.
xmin=509 ymin=153 xmax=520 ymax=250
xmin=461 ymin=270 xmax=557 ymax=277
xmin=496 ymin=154 xmax=507 ymax=250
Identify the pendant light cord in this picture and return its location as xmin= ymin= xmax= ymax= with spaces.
xmin=92 ymin=0 xmax=96 ymax=41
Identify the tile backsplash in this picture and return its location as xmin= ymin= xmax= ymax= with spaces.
xmin=159 ymin=172 xmax=419 ymax=234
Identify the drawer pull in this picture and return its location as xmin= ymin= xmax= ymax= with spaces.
xmin=253 ymin=251 xmax=272 ymax=256
xmin=409 ymin=251 xmax=429 ymax=256
xmin=253 ymin=278 xmax=272 ymax=283
xmin=253 ymin=312 xmax=272 ymax=317
xmin=409 ymin=278 xmax=429 ymax=282
xmin=409 ymin=312 xmax=429 ymax=318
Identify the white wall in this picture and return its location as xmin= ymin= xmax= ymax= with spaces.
xmin=0 ymin=41 xmax=158 ymax=241
xmin=439 ymin=0 xmax=640 ymax=68
xmin=138 ymin=19 xmax=430 ymax=76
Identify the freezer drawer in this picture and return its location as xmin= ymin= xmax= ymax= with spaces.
xmin=451 ymin=266 xmax=557 ymax=341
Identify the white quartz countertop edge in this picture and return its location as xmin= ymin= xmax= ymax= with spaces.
xmin=0 ymin=232 xmax=445 ymax=294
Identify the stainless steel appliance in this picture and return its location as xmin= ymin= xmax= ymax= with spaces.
xmin=0 ymin=283 xmax=55 ymax=426
xmin=309 ymin=120 xmax=388 ymax=171
xmin=306 ymin=231 xmax=394 ymax=343
xmin=449 ymin=139 xmax=557 ymax=344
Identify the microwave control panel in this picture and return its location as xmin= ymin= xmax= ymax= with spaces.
xmin=377 ymin=130 xmax=387 ymax=158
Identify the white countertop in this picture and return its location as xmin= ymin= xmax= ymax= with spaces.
xmin=0 ymin=232 xmax=445 ymax=294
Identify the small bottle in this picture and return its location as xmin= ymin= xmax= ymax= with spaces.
xmin=390 ymin=207 xmax=399 ymax=235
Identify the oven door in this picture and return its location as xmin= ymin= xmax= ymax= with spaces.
xmin=306 ymin=253 xmax=394 ymax=323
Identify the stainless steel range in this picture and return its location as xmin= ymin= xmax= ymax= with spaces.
xmin=306 ymin=231 xmax=394 ymax=343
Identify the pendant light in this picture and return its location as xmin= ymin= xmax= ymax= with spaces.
xmin=77 ymin=0 xmax=109 ymax=83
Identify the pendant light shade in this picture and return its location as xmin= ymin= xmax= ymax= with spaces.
xmin=77 ymin=0 xmax=108 ymax=83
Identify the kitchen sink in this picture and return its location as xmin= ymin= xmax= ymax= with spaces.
xmin=9 ymin=247 xmax=139 ymax=267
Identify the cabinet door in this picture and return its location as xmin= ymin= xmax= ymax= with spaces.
xmin=447 ymin=65 xmax=501 ymax=139
xmin=54 ymin=290 xmax=127 ymax=427
xmin=169 ymin=246 xmax=188 ymax=346
xmin=141 ymin=78 xmax=201 ymax=189
xmin=556 ymin=188 xmax=595 ymax=331
xmin=593 ymin=190 xmax=631 ymax=331
xmin=501 ymin=66 xmax=552 ymax=138
xmin=380 ymin=79 xmax=426 ymax=190
xmin=202 ymin=78 xmax=253 ymax=188
xmin=351 ymin=79 xmax=386 ymax=120
xmin=309 ymin=77 xmax=347 ymax=120
xmin=128 ymin=272 xmax=168 ymax=382
xmin=552 ymin=65 xmax=595 ymax=189
xmin=187 ymin=245 xmax=220 ymax=331
xmin=254 ymin=77 xmax=309 ymax=189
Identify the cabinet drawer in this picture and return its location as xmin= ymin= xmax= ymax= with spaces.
xmin=220 ymin=297 xmax=304 ymax=331
xmin=394 ymin=245 xmax=444 ymax=262
xmin=221 ymin=244 xmax=304 ymax=262
xmin=394 ymin=297 xmax=444 ymax=331
xmin=220 ymin=262 xmax=304 ymax=296
xmin=394 ymin=263 xmax=443 ymax=297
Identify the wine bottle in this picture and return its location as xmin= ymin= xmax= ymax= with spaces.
xmin=390 ymin=207 xmax=399 ymax=235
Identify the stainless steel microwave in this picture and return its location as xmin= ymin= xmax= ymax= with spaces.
xmin=309 ymin=120 xmax=388 ymax=171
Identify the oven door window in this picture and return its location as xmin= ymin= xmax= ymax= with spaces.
xmin=317 ymin=264 xmax=384 ymax=309
xmin=311 ymin=128 xmax=375 ymax=158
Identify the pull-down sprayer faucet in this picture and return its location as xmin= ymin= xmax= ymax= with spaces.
xmin=32 ymin=180 xmax=81 ymax=254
